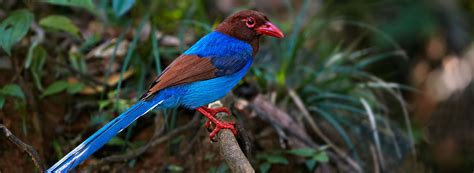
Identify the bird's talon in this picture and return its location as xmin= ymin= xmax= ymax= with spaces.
xmin=196 ymin=106 xmax=238 ymax=142
xmin=207 ymin=121 xmax=237 ymax=141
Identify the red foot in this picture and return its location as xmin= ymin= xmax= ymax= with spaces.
xmin=196 ymin=106 xmax=237 ymax=141
xmin=201 ymin=107 xmax=230 ymax=129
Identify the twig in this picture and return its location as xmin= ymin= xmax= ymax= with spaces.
xmin=248 ymin=95 xmax=317 ymax=148
xmin=0 ymin=124 xmax=46 ymax=172
xmin=209 ymin=101 xmax=255 ymax=173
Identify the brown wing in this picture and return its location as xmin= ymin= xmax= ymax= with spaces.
xmin=140 ymin=55 xmax=218 ymax=100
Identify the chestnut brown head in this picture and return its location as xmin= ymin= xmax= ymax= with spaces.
xmin=215 ymin=10 xmax=284 ymax=43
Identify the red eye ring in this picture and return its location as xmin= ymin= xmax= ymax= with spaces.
xmin=245 ymin=17 xmax=256 ymax=28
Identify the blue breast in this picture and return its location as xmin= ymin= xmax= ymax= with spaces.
xmin=152 ymin=31 xmax=253 ymax=109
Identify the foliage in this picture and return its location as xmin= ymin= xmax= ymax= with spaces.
xmin=257 ymin=152 xmax=289 ymax=173
xmin=43 ymin=0 xmax=95 ymax=11
xmin=288 ymin=147 xmax=330 ymax=170
xmin=112 ymin=0 xmax=136 ymax=17
xmin=39 ymin=15 xmax=80 ymax=37
xmin=41 ymin=80 xmax=84 ymax=97
xmin=248 ymin=0 xmax=416 ymax=170
xmin=0 ymin=84 xmax=25 ymax=109
xmin=0 ymin=9 xmax=33 ymax=55
xmin=1 ymin=0 xmax=471 ymax=172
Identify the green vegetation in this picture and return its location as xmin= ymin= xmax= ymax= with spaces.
xmin=1 ymin=0 xmax=473 ymax=172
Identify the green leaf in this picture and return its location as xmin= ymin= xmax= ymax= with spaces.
xmin=0 ymin=9 xmax=34 ymax=55
xmin=305 ymin=159 xmax=317 ymax=170
xmin=43 ymin=0 xmax=94 ymax=11
xmin=29 ymin=46 xmax=47 ymax=90
xmin=98 ymin=100 xmax=110 ymax=110
xmin=112 ymin=0 xmax=135 ymax=17
xmin=79 ymin=34 xmax=101 ymax=52
xmin=41 ymin=80 xmax=69 ymax=97
xmin=207 ymin=167 xmax=217 ymax=173
xmin=67 ymin=82 xmax=85 ymax=94
xmin=1 ymin=84 xmax=25 ymax=99
xmin=266 ymin=155 xmax=289 ymax=164
xmin=168 ymin=164 xmax=184 ymax=172
xmin=287 ymin=148 xmax=317 ymax=157
xmin=68 ymin=52 xmax=87 ymax=72
xmin=0 ymin=97 xmax=5 ymax=109
xmin=25 ymin=43 xmax=38 ymax=68
xmin=313 ymin=151 xmax=329 ymax=163
xmin=108 ymin=137 xmax=126 ymax=146
xmin=39 ymin=15 xmax=80 ymax=37
xmin=52 ymin=140 xmax=63 ymax=159
xmin=116 ymin=99 xmax=131 ymax=112
xmin=259 ymin=163 xmax=271 ymax=173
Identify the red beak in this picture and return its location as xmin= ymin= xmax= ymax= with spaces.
xmin=256 ymin=22 xmax=284 ymax=38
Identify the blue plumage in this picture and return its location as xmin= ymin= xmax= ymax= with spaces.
xmin=46 ymin=31 xmax=253 ymax=173
xmin=184 ymin=31 xmax=252 ymax=76
xmin=160 ymin=31 xmax=253 ymax=108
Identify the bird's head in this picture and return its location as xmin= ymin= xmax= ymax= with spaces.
xmin=216 ymin=10 xmax=284 ymax=43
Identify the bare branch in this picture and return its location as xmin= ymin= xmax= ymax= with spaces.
xmin=248 ymin=95 xmax=317 ymax=148
xmin=0 ymin=124 xmax=46 ymax=172
xmin=209 ymin=101 xmax=255 ymax=173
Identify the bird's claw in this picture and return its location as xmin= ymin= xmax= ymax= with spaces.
xmin=196 ymin=106 xmax=237 ymax=142
xmin=209 ymin=120 xmax=237 ymax=142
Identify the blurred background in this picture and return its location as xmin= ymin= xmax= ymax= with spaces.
xmin=0 ymin=0 xmax=473 ymax=172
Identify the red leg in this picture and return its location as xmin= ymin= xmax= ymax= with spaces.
xmin=199 ymin=107 xmax=231 ymax=129
xmin=196 ymin=106 xmax=237 ymax=141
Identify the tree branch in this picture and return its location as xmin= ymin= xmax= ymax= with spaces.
xmin=0 ymin=124 xmax=46 ymax=172
xmin=209 ymin=101 xmax=255 ymax=173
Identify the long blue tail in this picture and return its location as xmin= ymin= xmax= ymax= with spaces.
xmin=47 ymin=100 xmax=161 ymax=173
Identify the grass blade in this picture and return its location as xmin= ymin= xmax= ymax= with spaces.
xmin=151 ymin=26 xmax=162 ymax=74
xmin=360 ymin=98 xmax=385 ymax=169
xmin=308 ymin=106 xmax=360 ymax=161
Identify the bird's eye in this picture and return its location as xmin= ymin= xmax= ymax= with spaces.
xmin=246 ymin=17 xmax=255 ymax=28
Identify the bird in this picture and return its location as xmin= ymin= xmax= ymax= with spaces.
xmin=47 ymin=10 xmax=284 ymax=172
